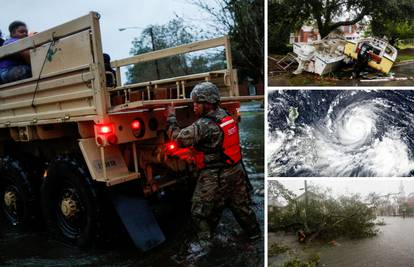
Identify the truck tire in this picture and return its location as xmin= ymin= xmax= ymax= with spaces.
xmin=0 ymin=156 xmax=37 ymax=226
xmin=41 ymin=156 xmax=101 ymax=247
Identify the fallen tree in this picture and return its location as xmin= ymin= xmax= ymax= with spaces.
xmin=268 ymin=182 xmax=378 ymax=243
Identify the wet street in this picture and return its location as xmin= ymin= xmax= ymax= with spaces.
xmin=0 ymin=102 xmax=264 ymax=267
xmin=269 ymin=217 xmax=414 ymax=267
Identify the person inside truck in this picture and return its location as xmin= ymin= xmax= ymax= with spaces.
xmin=0 ymin=30 xmax=4 ymax=84
xmin=103 ymin=53 xmax=116 ymax=87
xmin=167 ymin=82 xmax=261 ymax=263
xmin=0 ymin=21 xmax=32 ymax=84
xmin=352 ymin=44 xmax=372 ymax=79
xmin=0 ymin=30 xmax=4 ymax=47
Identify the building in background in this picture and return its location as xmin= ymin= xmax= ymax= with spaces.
xmin=290 ymin=21 xmax=367 ymax=44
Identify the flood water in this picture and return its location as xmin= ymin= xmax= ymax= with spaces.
xmin=0 ymin=102 xmax=264 ymax=267
xmin=269 ymin=216 xmax=414 ymax=267
xmin=311 ymin=217 xmax=414 ymax=267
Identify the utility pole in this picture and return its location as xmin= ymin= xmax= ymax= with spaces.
xmin=149 ymin=27 xmax=160 ymax=80
xmin=304 ymin=180 xmax=309 ymax=233
xmin=119 ymin=26 xmax=161 ymax=80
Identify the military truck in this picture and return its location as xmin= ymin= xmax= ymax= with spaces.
xmin=0 ymin=12 xmax=262 ymax=250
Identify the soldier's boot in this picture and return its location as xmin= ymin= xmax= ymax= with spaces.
xmin=188 ymin=220 xmax=212 ymax=258
xmin=187 ymin=239 xmax=212 ymax=258
xmin=229 ymin=202 xmax=261 ymax=241
xmin=171 ymin=239 xmax=212 ymax=264
xmin=170 ymin=224 xmax=198 ymax=264
xmin=171 ymin=221 xmax=212 ymax=264
xmin=171 ymin=251 xmax=187 ymax=264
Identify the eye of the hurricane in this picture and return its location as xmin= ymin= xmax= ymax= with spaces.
xmin=335 ymin=107 xmax=376 ymax=146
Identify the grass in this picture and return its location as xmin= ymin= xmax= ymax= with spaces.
xmin=396 ymin=41 xmax=414 ymax=62
xmin=396 ymin=54 xmax=414 ymax=62
xmin=397 ymin=42 xmax=414 ymax=50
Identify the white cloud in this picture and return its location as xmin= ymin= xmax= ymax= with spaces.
xmin=272 ymin=179 xmax=414 ymax=198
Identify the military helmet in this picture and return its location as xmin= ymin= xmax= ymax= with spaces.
xmin=190 ymin=82 xmax=220 ymax=104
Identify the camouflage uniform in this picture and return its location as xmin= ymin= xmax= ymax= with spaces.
xmin=167 ymin=83 xmax=260 ymax=241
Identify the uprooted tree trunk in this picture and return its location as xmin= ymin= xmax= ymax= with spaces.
xmin=268 ymin=184 xmax=379 ymax=243
xmin=304 ymin=0 xmax=369 ymax=38
xmin=304 ymin=210 xmax=362 ymax=244
xmin=317 ymin=9 xmax=368 ymax=38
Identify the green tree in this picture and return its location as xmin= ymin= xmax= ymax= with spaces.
xmin=269 ymin=184 xmax=378 ymax=242
xmin=192 ymin=0 xmax=264 ymax=82
xmin=268 ymin=0 xmax=306 ymax=53
xmin=127 ymin=18 xmax=225 ymax=84
xmin=369 ymin=0 xmax=414 ymax=45
xmin=268 ymin=0 xmax=414 ymax=52
xmin=370 ymin=19 xmax=414 ymax=46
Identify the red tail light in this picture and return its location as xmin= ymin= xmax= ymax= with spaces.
xmin=97 ymin=124 xmax=113 ymax=135
xmin=95 ymin=123 xmax=116 ymax=146
xmin=166 ymin=141 xmax=178 ymax=152
xmin=131 ymin=118 xmax=145 ymax=138
xmin=131 ymin=120 xmax=141 ymax=130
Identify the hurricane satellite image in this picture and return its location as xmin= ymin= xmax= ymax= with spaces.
xmin=267 ymin=90 xmax=414 ymax=177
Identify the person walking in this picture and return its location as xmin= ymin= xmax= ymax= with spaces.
xmin=167 ymin=81 xmax=261 ymax=262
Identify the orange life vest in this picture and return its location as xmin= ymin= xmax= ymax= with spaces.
xmin=217 ymin=115 xmax=242 ymax=165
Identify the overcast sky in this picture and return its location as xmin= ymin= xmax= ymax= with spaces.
xmin=271 ymin=180 xmax=414 ymax=198
xmin=0 ymin=1 xmax=215 ymax=81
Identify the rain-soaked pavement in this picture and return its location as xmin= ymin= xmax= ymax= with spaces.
xmin=268 ymin=57 xmax=414 ymax=86
xmin=0 ymin=102 xmax=264 ymax=267
xmin=269 ymin=216 xmax=414 ymax=267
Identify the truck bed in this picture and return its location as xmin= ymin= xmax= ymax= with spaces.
xmin=0 ymin=12 xmax=240 ymax=131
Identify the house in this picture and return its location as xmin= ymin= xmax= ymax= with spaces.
xmin=290 ymin=25 xmax=320 ymax=44
xmin=268 ymin=197 xmax=285 ymax=213
xmin=407 ymin=193 xmax=414 ymax=208
xmin=290 ymin=22 xmax=366 ymax=44
xmin=339 ymin=23 xmax=366 ymax=41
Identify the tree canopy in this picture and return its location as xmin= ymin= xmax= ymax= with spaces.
xmin=126 ymin=0 xmax=264 ymax=84
xmin=127 ymin=18 xmax=225 ymax=84
xmin=192 ymin=0 xmax=264 ymax=82
xmin=370 ymin=19 xmax=414 ymax=45
xmin=268 ymin=182 xmax=379 ymax=243
xmin=268 ymin=0 xmax=414 ymax=52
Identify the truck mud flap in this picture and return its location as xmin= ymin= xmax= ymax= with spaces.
xmin=110 ymin=191 xmax=165 ymax=251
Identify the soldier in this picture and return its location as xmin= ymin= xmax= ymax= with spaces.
xmin=167 ymin=81 xmax=261 ymax=261
xmin=352 ymin=44 xmax=371 ymax=79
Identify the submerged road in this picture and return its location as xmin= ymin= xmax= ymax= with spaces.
xmin=309 ymin=217 xmax=414 ymax=267
xmin=269 ymin=217 xmax=414 ymax=267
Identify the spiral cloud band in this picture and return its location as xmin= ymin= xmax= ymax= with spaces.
xmin=268 ymin=90 xmax=414 ymax=177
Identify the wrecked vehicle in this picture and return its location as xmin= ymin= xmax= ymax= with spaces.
xmin=292 ymin=38 xmax=346 ymax=75
xmin=344 ymin=37 xmax=398 ymax=74
xmin=291 ymin=36 xmax=397 ymax=76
